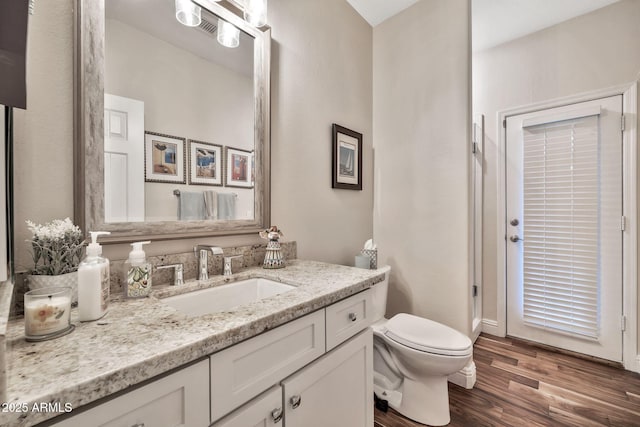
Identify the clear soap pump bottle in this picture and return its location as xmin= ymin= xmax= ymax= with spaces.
xmin=78 ymin=231 xmax=111 ymax=321
xmin=124 ymin=241 xmax=152 ymax=298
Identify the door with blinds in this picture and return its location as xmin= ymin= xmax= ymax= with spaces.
xmin=506 ymin=95 xmax=623 ymax=362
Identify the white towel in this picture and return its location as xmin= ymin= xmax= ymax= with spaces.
xmin=178 ymin=191 xmax=205 ymax=220
xmin=217 ymin=193 xmax=236 ymax=220
xmin=204 ymin=190 xmax=218 ymax=220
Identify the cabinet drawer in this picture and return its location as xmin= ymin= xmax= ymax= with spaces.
xmin=210 ymin=309 xmax=325 ymax=422
xmin=51 ymin=359 xmax=209 ymax=427
xmin=325 ymin=289 xmax=372 ymax=351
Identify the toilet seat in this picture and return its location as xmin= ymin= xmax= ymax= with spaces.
xmin=384 ymin=313 xmax=472 ymax=357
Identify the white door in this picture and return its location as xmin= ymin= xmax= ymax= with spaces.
xmin=282 ymin=329 xmax=373 ymax=427
xmin=104 ymin=94 xmax=144 ymax=222
xmin=506 ymin=95 xmax=623 ymax=362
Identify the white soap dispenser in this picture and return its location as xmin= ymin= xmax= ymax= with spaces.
xmin=78 ymin=231 xmax=111 ymax=321
xmin=124 ymin=241 xmax=152 ymax=298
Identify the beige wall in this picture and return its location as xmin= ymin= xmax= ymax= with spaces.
xmin=474 ymin=0 xmax=640 ymax=327
xmin=105 ymin=19 xmax=254 ymax=221
xmin=13 ymin=0 xmax=373 ymax=269
xmin=13 ymin=0 xmax=74 ymax=272
xmin=373 ymin=0 xmax=472 ymax=334
xmin=269 ymin=0 xmax=373 ymax=264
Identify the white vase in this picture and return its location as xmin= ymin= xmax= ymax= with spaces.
xmin=28 ymin=271 xmax=79 ymax=305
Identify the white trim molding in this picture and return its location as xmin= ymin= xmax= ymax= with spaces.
xmin=481 ymin=319 xmax=501 ymax=337
xmin=496 ymin=82 xmax=639 ymax=373
xmin=448 ymin=360 xmax=476 ymax=389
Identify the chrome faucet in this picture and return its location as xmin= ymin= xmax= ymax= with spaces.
xmin=194 ymin=245 xmax=224 ymax=280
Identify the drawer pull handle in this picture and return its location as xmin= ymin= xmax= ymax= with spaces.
xmin=131 ymin=424 xmax=145 ymax=427
xmin=349 ymin=312 xmax=357 ymax=322
xmin=290 ymin=395 xmax=302 ymax=409
xmin=271 ymin=407 xmax=283 ymax=423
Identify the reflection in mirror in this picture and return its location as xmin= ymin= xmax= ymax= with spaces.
xmin=75 ymin=0 xmax=270 ymax=243
xmin=104 ymin=0 xmax=254 ymax=223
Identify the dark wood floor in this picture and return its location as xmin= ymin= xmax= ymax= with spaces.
xmin=374 ymin=334 xmax=640 ymax=427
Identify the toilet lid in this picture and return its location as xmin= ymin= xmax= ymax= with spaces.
xmin=384 ymin=313 xmax=472 ymax=356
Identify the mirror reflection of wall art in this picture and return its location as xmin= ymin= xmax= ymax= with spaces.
xmin=188 ymin=140 xmax=223 ymax=186
xmin=144 ymin=131 xmax=186 ymax=184
xmin=332 ymin=124 xmax=362 ymax=190
xmin=225 ymin=146 xmax=254 ymax=188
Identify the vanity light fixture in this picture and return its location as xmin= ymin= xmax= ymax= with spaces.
xmin=243 ymin=0 xmax=267 ymax=28
xmin=217 ymin=18 xmax=240 ymax=48
xmin=175 ymin=0 xmax=202 ymax=27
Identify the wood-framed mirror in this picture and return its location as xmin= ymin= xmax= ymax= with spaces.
xmin=74 ymin=0 xmax=270 ymax=243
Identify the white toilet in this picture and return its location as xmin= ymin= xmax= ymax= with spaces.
xmin=371 ymin=266 xmax=473 ymax=426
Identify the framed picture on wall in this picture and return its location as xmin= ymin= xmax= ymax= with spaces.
xmin=188 ymin=139 xmax=223 ymax=186
xmin=332 ymin=124 xmax=362 ymax=190
xmin=225 ymin=146 xmax=253 ymax=188
xmin=144 ymin=131 xmax=186 ymax=184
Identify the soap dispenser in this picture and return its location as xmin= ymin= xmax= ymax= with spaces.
xmin=124 ymin=241 xmax=152 ymax=298
xmin=78 ymin=231 xmax=111 ymax=321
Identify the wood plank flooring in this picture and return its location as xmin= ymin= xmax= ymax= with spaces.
xmin=374 ymin=334 xmax=640 ymax=427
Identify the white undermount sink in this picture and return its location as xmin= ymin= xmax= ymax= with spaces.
xmin=161 ymin=278 xmax=296 ymax=317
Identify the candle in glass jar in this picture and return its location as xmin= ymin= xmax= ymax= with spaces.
xmin=24 ymin=287 xmax=71 ymax=337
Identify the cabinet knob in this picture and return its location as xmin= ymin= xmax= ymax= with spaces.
xmin=271 ymin=407 xmax=283 ymax=423
xmin=290 ymin=395 xmax=302 ymax=409
xmin=348 ymin=312 xmax=357 ymax=322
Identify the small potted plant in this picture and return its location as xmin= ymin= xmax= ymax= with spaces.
xmin=26 ymin=218 xmax=85 ymax=304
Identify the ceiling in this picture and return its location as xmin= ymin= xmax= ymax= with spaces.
xmin=472 ymin=0 xmax=620 ymax=51
xmin=345 ymin=0 xmax=420 ymax=27
xmin=346 ymin=0 xmax=619 ymax=52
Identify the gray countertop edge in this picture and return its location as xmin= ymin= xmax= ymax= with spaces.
xmin=1 ymin=261 xmax=384 ymax=426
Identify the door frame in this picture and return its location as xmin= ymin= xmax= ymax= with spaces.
xmin=494 ymin=82 xmax=639 ymax=372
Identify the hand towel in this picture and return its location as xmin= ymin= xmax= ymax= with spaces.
xmin=203 ymin=190 xmax=218 ymax=220
xmin=217 ymin=193 xmax=236 ymax=220
xmin=178 ymin=191 xmax=205 ymax=220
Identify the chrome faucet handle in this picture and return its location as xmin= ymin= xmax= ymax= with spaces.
xmin=194 ymin=245 xmax=225 ymax=280
xmin=223 ymin=255 xmax=243 ymax=276
xmin=156 ymin=263 xmax=184 ymax=286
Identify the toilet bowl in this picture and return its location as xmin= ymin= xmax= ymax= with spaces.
xmin=371 ymin=266 xmax=473 ymax=426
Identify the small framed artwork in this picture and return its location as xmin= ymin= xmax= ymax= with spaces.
xmin=332 ymin=124 xmax=362 ymax=190
xmin=188 ymin=139 xmax=223 ymax=186
xmin=225 ymin=146 xmax=253 ymax=188
xmin=144 ymin=131 xmax=186 ymax=184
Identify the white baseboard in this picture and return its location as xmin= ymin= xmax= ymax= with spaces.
xmin=628 ymin=355 xmax=640 ymax=374
xmin=448 ymin=360 xmax=476 ymax=389
xmin=481 ymin=319 xmax=500 ymax=336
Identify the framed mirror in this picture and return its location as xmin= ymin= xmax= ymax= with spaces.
xmin=74 ymin=0 xmax=270 ymax=243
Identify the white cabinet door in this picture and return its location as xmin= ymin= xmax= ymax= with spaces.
xmin=51 ymin=360 xmax=209 ymax=427
xmin=210 ymin=309 xmax=325 ymax=422
xmin=282 ymin=328 xmax=373 ymax=427
xmin=212 ymin=386 xmax=283 ymax=427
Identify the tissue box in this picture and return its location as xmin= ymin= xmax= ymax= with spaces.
xmin=361 ymin=249 xmax=377 ymax=269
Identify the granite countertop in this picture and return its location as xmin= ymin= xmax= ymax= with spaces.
xmin=0 ymin=260 xmax=384 ymax=427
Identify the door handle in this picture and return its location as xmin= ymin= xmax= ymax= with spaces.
xmin=290 ymin=395 xmax=302 ymax=409
xmin=510 ymin=235 xmax=523 ymax=243
xmin=510 ymin=218 xmax=519 ymax=226
xmin=271 ymin=407 xmax=283 ymax=423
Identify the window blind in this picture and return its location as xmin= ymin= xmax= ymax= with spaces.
xmin=522 ymin=115 xmax=600 ymax=340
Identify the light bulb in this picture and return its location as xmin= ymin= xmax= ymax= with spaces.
xmin=175 ymin=0 xmax=202 ymax=27
xmin=217 ymin=18 xmax=240 ymax=48
xmin=243 ymin=0 xmax=267 ymax=27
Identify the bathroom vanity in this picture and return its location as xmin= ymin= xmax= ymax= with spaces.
xmin=1 ymin=261 xmax=384 ymax=426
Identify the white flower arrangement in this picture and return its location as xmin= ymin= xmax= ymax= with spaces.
xmin=26 ymin=218 xmax=85 ymax=276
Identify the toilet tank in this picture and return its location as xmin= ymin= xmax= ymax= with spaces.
xmin=371 ymin=265 xmax=391 ymax=322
